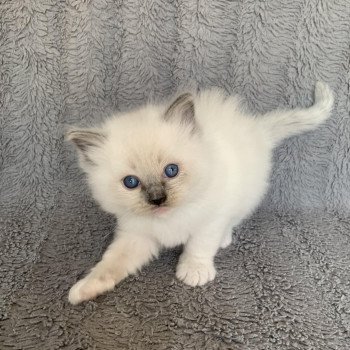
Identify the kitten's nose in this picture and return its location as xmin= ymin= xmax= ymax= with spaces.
xmin=149 ymin=195 xmax=167 ymax=206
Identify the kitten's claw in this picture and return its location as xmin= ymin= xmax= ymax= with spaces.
xmin=176 ymin=255 xmax=216 ymax=287
xmin=68 ymin=274 xmax=115 ymax=305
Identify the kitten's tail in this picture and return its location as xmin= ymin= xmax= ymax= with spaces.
xmin=259 ymin=82 xmax=334 ymax=145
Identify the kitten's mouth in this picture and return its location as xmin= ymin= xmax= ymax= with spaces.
xmin=152 ymin=206 xmax=169 ymax=215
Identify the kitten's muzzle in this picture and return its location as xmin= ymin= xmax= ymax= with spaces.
xmin=149 ymin=195 xmax=167 ymax=206
xmin=145 ymin=186 xmax=167 ymax=206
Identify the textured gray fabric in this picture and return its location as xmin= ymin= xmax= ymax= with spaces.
xmin=1 ymin=0 xmax=349 ymax=349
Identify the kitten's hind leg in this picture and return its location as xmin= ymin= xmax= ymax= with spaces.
xmin=68 ymin=233 xmax=159 ymax=304
xmin=220 ymin=229 xmax=233 ymax=249
xmin=220 ymin=217 xmax=241 ymax=249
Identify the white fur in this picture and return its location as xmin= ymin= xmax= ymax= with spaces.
xmin=68 ymin=82 xmax=333 ymax=304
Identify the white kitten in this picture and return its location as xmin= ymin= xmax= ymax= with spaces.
xmin=67 ymin=82 xmax=333 ymax=304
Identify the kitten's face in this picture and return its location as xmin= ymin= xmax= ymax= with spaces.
xmin=68 ymin=94 xmax=206 ymax=217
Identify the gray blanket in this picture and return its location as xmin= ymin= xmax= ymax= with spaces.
xmin=1 ymin=1 xmax=349 ymax=349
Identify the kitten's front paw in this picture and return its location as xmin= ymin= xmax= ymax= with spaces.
xmin=176 ymin=255 xmax=216 ymax=287
xmin=68 ymin=273 xmax=115 ymax=305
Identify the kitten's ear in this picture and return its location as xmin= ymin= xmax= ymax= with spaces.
xmin=66 ymin=129 xmax=106 ymax=165
xmin=164 ymin=93 xmax=197 ymax=131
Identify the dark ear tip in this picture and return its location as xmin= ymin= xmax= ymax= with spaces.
xmin=164 ymin=92 xmax=196 ymax=125
xmin=179 ymin=92 xmax=193 ymax=99
xmin=65 ymin=130 xmax=74 ymax=140
xmin=65 ymin=128 xmax=106 ymax=153
xmin=64 ymin=125 xmax=78 ymax=141
xmin=65 ymin=130 xmax=81 ymax=144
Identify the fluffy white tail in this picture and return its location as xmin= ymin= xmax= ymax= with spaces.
xmin=260 ymin=82 xmax=334 ymax=145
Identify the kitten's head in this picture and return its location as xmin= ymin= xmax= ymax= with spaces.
xmin=67 ymin=93 xmax=206 ymax=217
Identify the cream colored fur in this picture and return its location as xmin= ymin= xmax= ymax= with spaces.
xmin=67 ymin=82 xmax=333 ymax=304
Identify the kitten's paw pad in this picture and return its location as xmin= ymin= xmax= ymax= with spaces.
xmin=176 ymin=257 xmax=216 ymax=287
xmin=68 ymin=274 xmax=115 ymax=305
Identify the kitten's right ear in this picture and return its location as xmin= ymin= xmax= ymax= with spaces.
xmin=164 ymin=93 xmax=197 ymax=132
xmin=66 ymin=129 xmax=106 ymax=165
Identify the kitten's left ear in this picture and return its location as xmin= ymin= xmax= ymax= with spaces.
xmin=164 ymin=93 xmax=197 ymax=132
xmin=66 ymin=128 xmax=106 ymax=165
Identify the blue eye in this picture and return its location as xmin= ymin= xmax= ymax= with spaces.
xmin=164 ymin=164 xmax=179 ymax=178
xmin=123 ymin=175 xmax=140 ymax=189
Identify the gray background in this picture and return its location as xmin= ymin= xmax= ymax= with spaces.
xmin=1 ymin=0 xmax=349 ymax=349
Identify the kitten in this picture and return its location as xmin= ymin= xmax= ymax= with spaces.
xmin=67 ymin=82 xmax=333 ymax=304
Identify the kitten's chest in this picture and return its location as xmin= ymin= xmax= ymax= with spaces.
xmin=150 ymin=216 xmax=193 ymax=247
xmin=122 ymin=207 xmax=206 ymax=248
